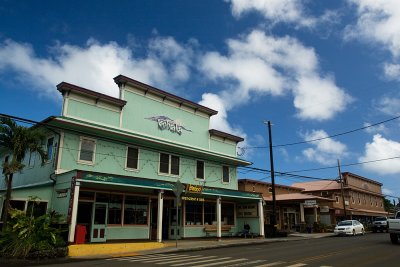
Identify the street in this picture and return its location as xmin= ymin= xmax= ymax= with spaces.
xmin=27 ymin=233 xmax=400 ymax=267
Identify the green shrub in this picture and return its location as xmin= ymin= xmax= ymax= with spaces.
xmin=0 ymin=208 xmax=66 ymax=258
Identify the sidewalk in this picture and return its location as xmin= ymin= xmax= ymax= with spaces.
xmin=68 ymin=232 xmax=335 ymax=259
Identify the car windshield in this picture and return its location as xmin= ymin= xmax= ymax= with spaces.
xmin=374 ymin=217 xmax=386 ymax=221
xmin=338 ymin=221 xmax=352 ymax=226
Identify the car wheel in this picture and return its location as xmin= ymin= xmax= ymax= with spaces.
xmin=352 ymin=229 xmax=356 ymax=236
xmin=361 ymin=228 xmax=365 ymax=235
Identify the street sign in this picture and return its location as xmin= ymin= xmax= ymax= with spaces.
xmin=173 ymin=180 xmax=185 ymax=198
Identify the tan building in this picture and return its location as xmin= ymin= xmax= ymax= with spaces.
xmin=238 ymin=179 xmax=333 ymax=232
xmin=292 ymin=172 xmax=388 ymax=224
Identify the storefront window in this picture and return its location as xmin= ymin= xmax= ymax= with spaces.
xmin=221 ymin=202 xmax=235 ymax=225
xmin=124 ymin=195 xmax=148 ymax=225
xmin=204 ymin=202 xmax=216 ymax=225
xmin=185 ymin=201 xmax=203 ymax=225
xmin=108 ymin=194 xmax=122 ymax=224
xmin=27 ymin=201 xmax=47 ymax=217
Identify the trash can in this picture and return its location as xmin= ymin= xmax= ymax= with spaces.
xmin=75 ymin=224 xmax=87 ymax=244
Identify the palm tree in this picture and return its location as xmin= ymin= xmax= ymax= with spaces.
xmin=0 ymin=117 xmax=48 ymax=230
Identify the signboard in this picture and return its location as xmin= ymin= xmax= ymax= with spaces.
xmin=320 ymin=206 xmax=329 ymax=213
xmin=182 ymin=196 xmax=204 ymax=202
xmin=304 ymin=200 xmax=317 ymax=206
xmin=186 ymin=184 xmax=203 ymax=194
xmin=146 ymin=115 xmax=192 ymax=135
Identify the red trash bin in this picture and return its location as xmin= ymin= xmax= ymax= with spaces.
xmin=75 ymin=224 xmax=87 ymax=244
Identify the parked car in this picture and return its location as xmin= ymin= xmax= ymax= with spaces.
xmin=372 ymin=216 xmax=388 ymax=233
xmin=388 ymin=211 xmax=400 ymax=244
xmin=334 ymin=220 xmax=365 ymax=236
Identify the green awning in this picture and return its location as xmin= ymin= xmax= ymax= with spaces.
xmin=79 ymin=172 xmax=261 ymax=200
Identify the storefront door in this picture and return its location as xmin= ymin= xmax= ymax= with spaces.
xmin=91 ymin=203 xmax=108 ymax=243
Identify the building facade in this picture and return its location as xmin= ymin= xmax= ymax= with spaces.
xmin=0 ymin=75 xmax=263 ymax=243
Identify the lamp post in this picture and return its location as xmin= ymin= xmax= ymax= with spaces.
xmin=265 ymin=121 xmax=277 ymax=237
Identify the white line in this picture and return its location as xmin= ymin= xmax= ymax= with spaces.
xmin=190 ymin=258 xmax=247 ymax=267
xmin=117 ymin=254 xmax=186 ymax=262
xmin=253 ymin=262 xmax=285 ymax=267
xmin=285 ymin=264 xmax=307 ymax=267
xmin=142 ymin=255 xmax=192 ymax=263
xmin=157 ymin=256 xmax=218 ymax=265
xmin=172 ymin=257 xmax=232 ymax=266
xmin=225 ymin=260 xmax=267 ymax=267
xmin=107 ymin=253 xmax=178 ymax=260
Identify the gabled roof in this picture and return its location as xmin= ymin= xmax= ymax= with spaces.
xmin=291 ymin=180 xmax=341 ymax=191
xmin=57 ymin=82 xmax=127 ymax=108
xmin=238 ymin=178 xmax=304 ymax=191
xmin=209 ymin=129 xmax=244 ymax=143
xmin=113 ymin=75 xmax=218 ymax=116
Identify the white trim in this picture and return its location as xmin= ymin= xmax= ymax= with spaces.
xmin=56 ymin=131 xmax=64 ymax=173
xmin=125 ymin=146 xmax=140 ymax=171
xmin=62 ymin=91 xmax=69 ymax=116
xmin=77 ymin=136 xmax=97 ymax=165
xmin=68 ymin=183 xmax=80 ymax=243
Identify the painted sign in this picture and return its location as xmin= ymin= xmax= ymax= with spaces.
xmin=304 ymin=200 xmax=317 ymax=206
xmin=182 ymin=196 xmax=205 ymax=202
xmin=186 ymin=184 xmax=203 ymax=194
xmin=146 ymin=116 xmax=192 ymax=135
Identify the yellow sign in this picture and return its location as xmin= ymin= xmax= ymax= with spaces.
xmin=182 ymin=196 xmax=205 ymax=202
xmin=186 ymin=184 xmax=203 ymax=193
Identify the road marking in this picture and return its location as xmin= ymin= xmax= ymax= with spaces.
xmin=107 ymin=253 xmax=178 ymax=260
xmin=157 ymin=256 xmax=218 ymax=265
xmin=142 ymin=255 xmax=197 ymax=263
xmin=253 ymin=262 xmax=285 ymax=267
xmin=285 ymin=264 xmax=307 ymax=267
xmin=172 ymin=257 xmax=232 ymax=266
xmin=190 ymin=258 xmax=247 ymax=267
xmin=225 ymin=260 xmax=267 ymax=266
xmin=116 ymin=254 xmax=188 ymax=262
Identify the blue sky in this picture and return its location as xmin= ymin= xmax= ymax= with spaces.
xmin=1 ymin=0 xmax=400 ymax=201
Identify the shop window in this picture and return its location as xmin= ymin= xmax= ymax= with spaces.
xmin=1 ymin=200 xmax=24 ymax=220
xmin=159 ymin=153 xmax=180 ymax=176
xmin=196 ymin=161 xmax=205 ymax=180
xmin=78 ymin=137 xmax=96 ymax=164
xmin=221 ymin=202 xmax=235 ymax=225
xmin=27 ymin=201 xmax=47 ymax=217
xmin=108 ymin=194 xmax=122 ymax=225
xmin=126 ymin=147 xmax=139 ymax=170
xmin=79 ymin=191 xmax=95 ymax=201
xmin=185 ymin=201 xmax=203 ymax=225
xmin=96 ymin=193 xmax=110 ymax=203
xmin=222 ymin=166 xmax=230 ymax=183
xmin=124 ymin=195 xmax=148 ymax=225
xmin=204 ymin=202 xmax=216 ymax=225
xmin=46 ymin=137 xmax=54 ymax=161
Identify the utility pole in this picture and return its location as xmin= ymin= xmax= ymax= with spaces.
xmin=337 ymin=159 xmax=347 ymax=219
xmin=265 ymin=121 xmax=277 ymax=237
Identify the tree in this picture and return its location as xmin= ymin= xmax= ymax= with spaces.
xmin=0 ymin=117 xmax=47 ymax=230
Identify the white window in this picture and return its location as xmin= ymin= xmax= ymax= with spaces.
xmin=78 ymin=137 xmax=96 ymax=164
xmin=126 ymin=147 xmax=139 ymax=170
xmin=159 ymin=153 xmax=180 ymax=176
xmin=196 ymin=160 xmax=205 ymax=180
xmin=222 ymin=166 xmax=230 ymax=183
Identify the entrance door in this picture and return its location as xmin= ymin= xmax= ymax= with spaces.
xmin=91 ymin=203 xmax=107 ymax=243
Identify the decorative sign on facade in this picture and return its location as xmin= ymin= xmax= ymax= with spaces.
xmin=304 ymin=199 xmax=317 ymax=206
xmin=320 ymin=206 xmax=329 ymax=213
xmin=182 ymin=196 xmax=205 ymax=202
xmin=186 ymin=184 xmax=203 ymax=194
xmin=146 ymin=116 xmax=192 ymax=135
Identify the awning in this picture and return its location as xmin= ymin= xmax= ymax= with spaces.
xmin=78 ymin=171 xmax=261 ymax=200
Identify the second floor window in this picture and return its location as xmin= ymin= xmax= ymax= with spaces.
xmin=79 ymin=137 xmax=96 ymax=163
xmin=196 ymin=160 xmax=205 ymax=180
xmin=126 ymin=147 xmax=139 ymax=170
xmin=222 ymin=166 xmax=230 ymax=183
xmin=46 ymin=137 xmax=54 ymax=160
xmin=159 ymin=153 xmax=180 ymax=175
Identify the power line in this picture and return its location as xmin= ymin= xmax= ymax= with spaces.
xmin=239 ymin=115 xmax=400 ymax=149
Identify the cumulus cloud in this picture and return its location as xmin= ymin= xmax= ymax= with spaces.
xmin=227 ymin=0 xmax=316 ymax=28
xmin=359 ymin=134 xmax=400 ymax=175
xmin=200 ymin=30 xmax=351 ymax=121
xmin=363 ymin=122 xmax=388 ymax=134
xmin=376 ymin=96 xmax=400 ymax=116
xmin=301 ymin=130 xmax=348 ymax=165
xmin=384 ymin=63 xmax=400 ymax=81
xmin=0 ymin=37 xmax=194 ymax=99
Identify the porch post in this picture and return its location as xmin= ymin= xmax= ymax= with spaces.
xmin=259 ymin=200 xmax=265 ymax=237
xmin=314 ymin=206 xmax=318 ymax=223
xmin=68 ymin=181 xmax=80 ymax=243
xmin=217 ymin=196 xmax=221 ymax=239
xmin=300 ymin=203 xmax=305 ymax=223
xmin=157 ymin=190 xmax=164 ymax=243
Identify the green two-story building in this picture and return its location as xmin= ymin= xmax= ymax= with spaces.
xmin=0 ymin=75 xmax=264 ymax=243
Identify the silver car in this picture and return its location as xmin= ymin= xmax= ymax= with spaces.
xmin=334 ymin=220 xmax=365 ymax=236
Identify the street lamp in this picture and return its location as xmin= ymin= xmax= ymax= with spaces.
xmin=264 ymin=120 xmax=277 ymax=237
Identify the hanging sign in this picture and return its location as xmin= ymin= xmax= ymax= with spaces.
xmin=186 ymin=184 xmax=203 ymax=194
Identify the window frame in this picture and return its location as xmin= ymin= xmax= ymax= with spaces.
xmin=46 ymin=137 xmax=54 ymax=162
xmin=222 ymin=165 xmax=230 ymax=183
xmin=158 ymin=153 xmax=180 ymax=176
xmin=125 ymin=146 xmax=139 ymax=171
xmin=196 ymin=160 xmax=205 ymax=180
xmin=78 ymin=137 xmax=96 ymax=165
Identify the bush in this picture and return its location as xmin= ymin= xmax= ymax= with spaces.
xmin=0 ymin=208 xmax=66 ymax=258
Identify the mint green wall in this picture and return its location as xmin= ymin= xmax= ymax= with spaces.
xmin=121 ymin=90 xmax=210 ymax=149
xmin=67 ymin=99 xmax=120 ymax=127
xmin=236 ymin=217 xmax=260 ymax=235
xmin=210 ymin=139 xmax=237 ymax=156
xmin=51 ymin=171 xmax=76 ymax=221
xmin=60 ymin=132 xmax=237 ymax=190
xmin=107 ymin=226 xmax=149 ymax=240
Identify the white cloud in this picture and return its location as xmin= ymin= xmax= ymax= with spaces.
xmin=359 ymin=134 xmax=400 ymax=175
xmin=384 ymin=63 xmax=400 ymax=81
xmin=363 ymin=122 xmax=388 ymax=134
xmin=0 ymin=37 xmax=194 ymax=99
xmin=382 ymin=187 xmax=394 ymax=196
xmin=200 ymin=30 xmax=351 ymax=121
xmin=227 ymin=0 xmax=316 ymax=28
xmin=376 ymin=96 xmax=400 ymax=116
xmin=302 ymin=130 xmax=348 ymax=165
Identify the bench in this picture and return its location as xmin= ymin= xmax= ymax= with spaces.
xmin=204 ymin=225 xmax=233 ymax=237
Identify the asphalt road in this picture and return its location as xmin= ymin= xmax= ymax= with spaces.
xmin=6 ymin=233 xmax=400 ymax=267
